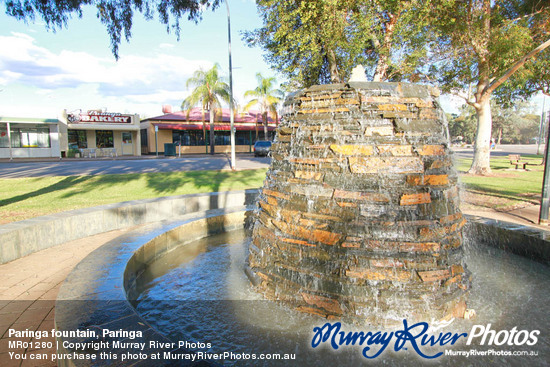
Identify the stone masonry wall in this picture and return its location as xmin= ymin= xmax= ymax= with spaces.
xmin=248 ymin=82 xmax=471 ymax=326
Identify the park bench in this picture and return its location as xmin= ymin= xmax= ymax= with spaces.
xmin=508 ymin=154 xmax=528 ymax=170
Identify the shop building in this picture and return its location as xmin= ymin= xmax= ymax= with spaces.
xmin=0 ymin=116 xmax=64 ymax=159
xmin=140 ymin=108 xmax=278 ymax=155
xmin=64 ymin=110 xmax=141 ymax=157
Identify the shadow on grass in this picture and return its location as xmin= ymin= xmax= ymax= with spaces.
xmin=463 ymin=184 xmax=539 ymax=205
xmin=57 ymin=169 xmax=266 ymax=198
xmin=147 ymin=170 xmax=265 ymax=198
xmin=0 ymin=176 xmax=92 ymax=207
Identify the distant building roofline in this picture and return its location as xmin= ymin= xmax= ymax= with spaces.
xmin=142 ymin=107 xmax=278 ymax=124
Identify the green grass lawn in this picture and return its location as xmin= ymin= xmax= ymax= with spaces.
xmin=457 ymin=155 xmax=544 ymax=209
xmin=0 ymin=156 xmax=546 ymax=224
xmin=0 ymin=169 xmax=268 ymax=224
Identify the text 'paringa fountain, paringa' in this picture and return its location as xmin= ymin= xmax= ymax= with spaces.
xmin=247 ymin=80 xmax=472 ymax=326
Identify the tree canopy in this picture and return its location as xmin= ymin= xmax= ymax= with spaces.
xmin=3 ymin=0 xmax=220 ymax=58
xmin=351 ymin=0 xmax=434 ymax=82
xmin=243 ymin=0 xmax=353 ymax=88
xmin=503 ymin=45 xmax=550 ymax=100
xmin=430 ymin=0 xmax=550 ymax=174
xmin=243 ymin=0 xmax=434 ymax=89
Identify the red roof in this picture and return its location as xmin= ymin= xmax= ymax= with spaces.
xmin=155 ymin=123 xmax=276 ymax=131
xmin=143 ymin=108 xmax=278 ymax=124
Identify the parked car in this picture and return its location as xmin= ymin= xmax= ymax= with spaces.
xmin=253 ymin=141 xmax=272 ymax=157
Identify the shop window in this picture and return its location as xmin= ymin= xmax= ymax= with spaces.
xmin=171 ymin=130 xmax=264 ymax=146
xmin=96 ymin=130 xmax=114 ymax=148
xmin=22 ymin=128 xmax=50 ymax=147
xmin=173 ymin=130 xmax=206 ymax=146
xmin=10 ymin=128 xmax=21 ymax=147
xmin=122 ymin=132 xmax=132 ymax=144
xmin=0 ymin=125 xmax=8 ymax=148
xmin=214 ymin=131 xmax=231 ymax=146
xmin=254 ymin=130 xmax=275 ymax=143
xmin=4 ymin=127 xmax=51 ymax=148
xmin=236 ymin=131 xmax=251 ymax=145
xmin=68 ymin=130 xmax=87 ymax=149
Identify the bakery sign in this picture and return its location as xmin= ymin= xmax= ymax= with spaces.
xmin=68 ymin=111 xmax=132 ymax=124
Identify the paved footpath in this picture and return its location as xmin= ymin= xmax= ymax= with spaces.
xmin=0 ymin=227 xmax=139 ymax=367
xmin=463 ymin=202 xmax=549 ymax=229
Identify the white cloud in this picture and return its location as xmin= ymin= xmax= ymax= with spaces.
xmin=0 ymin=32 xmax=213 ymax=116
xmin=158 ymin=43 xmax=175 ymax=49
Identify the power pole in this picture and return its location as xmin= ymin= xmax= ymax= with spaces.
xmin=539 ymin=111 xmax=550 ymax=224
xmin=537 ymin=96 xmax=546 ymax=155
xmin=226 ymin=0 xmax=236 ymax=170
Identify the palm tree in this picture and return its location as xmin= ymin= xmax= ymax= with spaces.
xmin=182 ymin=63 xmax=232 ymax=154
xmin=244 ymin=73 xmax=283 ymax=141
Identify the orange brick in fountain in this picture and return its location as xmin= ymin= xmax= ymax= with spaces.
xmin=247 ymin=82 xmax=471 ymax=326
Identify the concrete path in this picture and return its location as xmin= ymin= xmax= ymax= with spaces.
xmin=463 ymin=203 xmax=548 ymax=229
xmin=0 ymin=227 xmax=138 ymax=366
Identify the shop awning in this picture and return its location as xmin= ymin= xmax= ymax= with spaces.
xmin=154 ymin=123 xmax=276 ymax=131
xmin=0 ymin=117 xmax=60 ymax=125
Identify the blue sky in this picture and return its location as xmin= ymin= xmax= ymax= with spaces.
xmin=0 ymin=1 xmax=545 ymax=119
xmin=0 ymin=0 xmax=276 ymax=118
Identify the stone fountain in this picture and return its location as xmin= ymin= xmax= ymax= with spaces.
xmin=248 ymin=81 xmax=471 ymax=326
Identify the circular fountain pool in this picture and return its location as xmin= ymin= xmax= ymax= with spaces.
xmin=54 ymin=204 xmax=550 ymax=366
xmin=131 ymin=227 xmax=550 ymax=366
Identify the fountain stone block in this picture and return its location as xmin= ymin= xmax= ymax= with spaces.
xmin=249 ymin=82 xmax=471 ymax=325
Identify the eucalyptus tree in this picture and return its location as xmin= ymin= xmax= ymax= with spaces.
xmin=432 ymin=0 xmax=550 ymax=174
xmin=243 ymin=73 xmax=283 ymax=141
xmin=3 ymin=0 xmax=220 ymax=59
xmin=243 ymin=0 xmax=434 ymax=88
xmin=506 ymin=48 xmax=550 ymax=99
xmin=243 ymin=0 xmax=353 ymax=88
xmin=350 ymin=0 xmax=434 ymax=82
xmin=525 ymin=51 xmax=550 ymax=97
xmin=182 ymin=63 xmax=231 ymax=155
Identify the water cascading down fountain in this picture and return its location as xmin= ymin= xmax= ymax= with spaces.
xmin=248 ymin=80 xmax=472 ymax=326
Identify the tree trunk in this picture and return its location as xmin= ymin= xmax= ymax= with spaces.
xmin=327 ymin=48 xmax=341 ymax=83
xmin=209 ymin=109 xmax=215 ymax=155
xmin=468 ymin=98 xmax=492 ymax=174
xmin=372 ymin=12 xmax=397 ymax=82
xmin=263 ymin=111 xmax=268 ymax=140
xmin=373 ymin=55 xmax=390 ymax=82
xmin=202 ymin=110 xmax=206 ymax=144
xmin=497 ymin=127 xmax=502 ymax=145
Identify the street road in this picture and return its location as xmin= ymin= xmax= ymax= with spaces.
xmin=0 ymin=145 xmax=543 ymax=178
xmin=452 ymin=144 xmax=544 ymax=159
xmin=0 ymin=154 xmax=271 ymax=178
